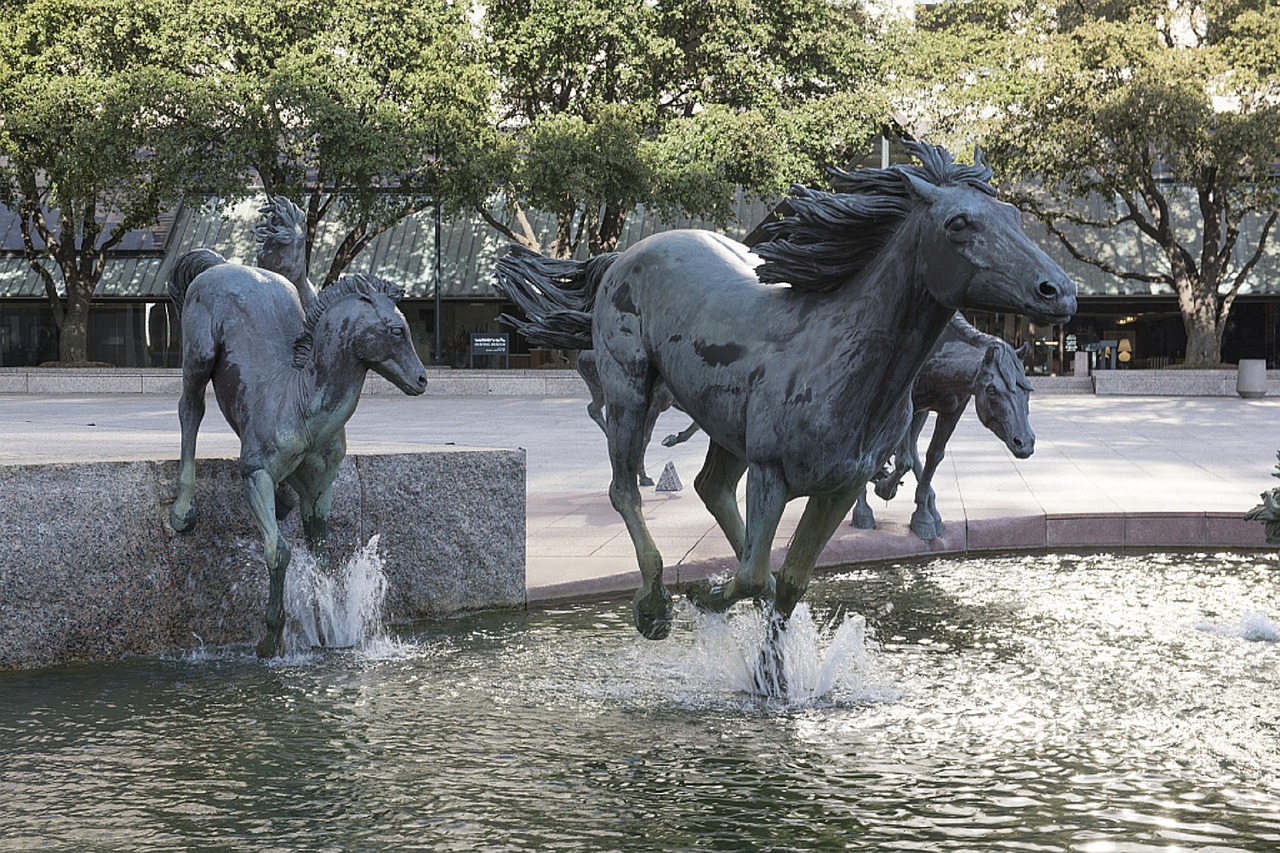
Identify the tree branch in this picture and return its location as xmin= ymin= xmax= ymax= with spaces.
xmin=1045 ymin=217 xmax=1172 ymax=284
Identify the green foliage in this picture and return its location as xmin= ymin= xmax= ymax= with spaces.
xmin=177 ymin=0 xmax=494 ymax=282
xmin=0 ymin=0 xmax=242 ymax=361
xmin=895 ymin=0 xmax=1280 ymax=365
xmin=483 ymin=0 xmax=888 ymax=255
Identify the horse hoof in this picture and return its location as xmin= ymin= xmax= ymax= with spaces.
xmin=873 ymin=480 xmax=899 ymax=502
xmin=639 ymin=475 xmax=654 ymax=487
xmin=256 ymin=632 xmax=284 ymax=659
xmin=910 ymin=517 xmax=940 ymax=541
xmin=850 ymin=508 xmax=876 ymax=529
xmin=686 ymin=578 xmax=733 ymax=612
xmin=632 ymin=586 xmax=672 ymax=640
xmin=169 ymin=503 xmax=197 ymax=533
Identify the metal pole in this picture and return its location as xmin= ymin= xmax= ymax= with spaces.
xmin=433 ymin=197 xmax=443 ymax=366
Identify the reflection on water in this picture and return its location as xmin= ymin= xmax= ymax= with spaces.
xmin=3 ymin=552 xmax=1280 ymax=852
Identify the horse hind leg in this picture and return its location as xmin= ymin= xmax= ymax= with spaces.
xmin=170 ymin=349 xmax=214 ymax=533
xmin=595 ymin=359 xmax=671 ymax=638
xmin=636 ymin=390 xmax=668 ymax=487
xmin=693 ymin=440 xmax=747 ymax=558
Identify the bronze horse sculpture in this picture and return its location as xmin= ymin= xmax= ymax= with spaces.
xmin=850 ymin=312 xmax=1034 ymax=540
xmin=167 ymin=243 xmax=428 ymax=657
xmin=576 ymin=349 xmax=698 ymax=485
xmin=497 ymin=141 xmax=1076 ymax=641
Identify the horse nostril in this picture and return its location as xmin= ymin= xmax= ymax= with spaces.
xmin=1037 ymin=280 xmax=1059 ymax=300
xmin=1012 ymin=436 xmax=1023 ymax=447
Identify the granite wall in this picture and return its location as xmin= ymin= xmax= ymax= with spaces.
xmin=0 ymin=449 xmax=525 ymax=669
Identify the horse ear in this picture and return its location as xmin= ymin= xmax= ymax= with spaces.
xmin=1016 ymin=342 xmax=1030 ymax=359
xmin=984 ymin=344 xmax=998 ymax=366
xmin=902 ymin=171 xmax=942 ymax=204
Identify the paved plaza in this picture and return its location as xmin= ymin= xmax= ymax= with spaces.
xmin=2 ymin=390 xmax=1278 ymax=603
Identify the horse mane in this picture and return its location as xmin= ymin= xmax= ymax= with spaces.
xmin=754 ymin=141 xmax=997 ymax=292
xmin=168 ymin=248 xmax=228 ymax=316
xmin=292 ymin=273 xmax=405 ymax=367
xmin=252 ymin=197 xmax=305 ymax=264
xmin=946 ymin=313 xmax=1034 ymax=391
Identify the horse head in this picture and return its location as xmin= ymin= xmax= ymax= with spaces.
xmin=896 ymin=149 xmax=1076 ymax=325
xmin=297 ymin=275 xmax=428 ymax=395
xmin=253 ymin=196 xmax=311 ymax=301
xmin=756 ymin=141 xmax=1076 ymax=328
xmin=973 ymin=341 xmax=1035 ymax=459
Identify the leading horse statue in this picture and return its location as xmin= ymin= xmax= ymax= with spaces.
xmin=497 ymin=141 xmax=1075 ymax=641
xmin=167 ymin=240 xmax=428 ymax=657
xmin=851 ymin=312 xmax=1035 ymax=540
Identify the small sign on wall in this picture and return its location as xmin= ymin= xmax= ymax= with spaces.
xmin=469 ymin=333 xmax=509 ymax=368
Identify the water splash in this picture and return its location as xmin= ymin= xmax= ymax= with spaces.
xmin=675 ymin=601 xmax=895 ymax=706
xmin=1197 ymin=610 xmax=1280 ymax=642
xmin=284 ymin=535 xmax=390 ymax=654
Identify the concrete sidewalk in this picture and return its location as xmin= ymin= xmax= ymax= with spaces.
xmin=1 ymin=392 xmax=1277 ymax=603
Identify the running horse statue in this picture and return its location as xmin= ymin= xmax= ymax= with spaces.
xmin=575 ymin=350 xmax=698 ymax=486
xmin=851 ymin=312 xmax=1034 ymax=540
xmin=496 ymin=141 xmax=1075 ymax=641
xmin=167 ymin=241 xmax=428 ymax=658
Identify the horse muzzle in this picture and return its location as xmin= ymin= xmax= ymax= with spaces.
xmin=1008 ymin=432 xmax=1035 ymax=459
xmin=1027 ymin=277 xmax=1076 ymax=326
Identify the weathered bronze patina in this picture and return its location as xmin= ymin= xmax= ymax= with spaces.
xmin=497 ymin=141 xmax=1076 ymax=640
xmin=852 ymin=313 xmax=1035 ymax=540
xmin=167 ymin=203 xmax=427 ymax=657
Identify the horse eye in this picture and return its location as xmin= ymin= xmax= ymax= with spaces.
xmin=948 ymin=214 xmax=972 ymax=233
xmin=391 ymin=326 xmax=405 ymax=337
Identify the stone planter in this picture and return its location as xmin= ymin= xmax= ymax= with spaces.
xmin=1237 ymin=359 xmax=1268 ymax=398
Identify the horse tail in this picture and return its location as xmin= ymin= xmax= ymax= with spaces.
xmin=493 ymin=246 xmax=620 ymax=349
xmin=168 ymin=248 xmax=228 ymax=316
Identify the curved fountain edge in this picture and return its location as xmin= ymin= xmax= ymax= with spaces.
xmin=526 ymin=510 xmax=1273 ymax=606
xmin=0 ymin=449 xmax=526 ymax=669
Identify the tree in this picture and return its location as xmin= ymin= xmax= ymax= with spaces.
xmin=0 ymin=0 xmax=240 ymax=363
xmin=179 ymin=0 xmax=495 ymax=286
xmin=894 ymin=0 xmax=1280 ymax=366
xmin=480 ymin=0 xmax=888 ymax=258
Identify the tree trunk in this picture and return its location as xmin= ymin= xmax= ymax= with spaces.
xmin=1181 ymin=300 xmax=1223 ymax=366
xmin=58 ymin=298 xmax=90 ymax=363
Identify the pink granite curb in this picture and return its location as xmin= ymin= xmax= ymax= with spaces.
xmin=525 ymin=510 xmax=1274 ymax=606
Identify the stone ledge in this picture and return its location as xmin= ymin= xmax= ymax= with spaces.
xmin=0 ymin=367 xmax=592 ymax=398
xmin=0 ymin=449 xmax=525 ymax=669
xmin=1093 ymin=369 xmax=1280 ymax=397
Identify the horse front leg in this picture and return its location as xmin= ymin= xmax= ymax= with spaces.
xmin=690 ymin=462 xmax=785 ymax=612
xmin=849 ymin=486 xmax=876 ymax=529
xmin=776 ymin=489 xmax=859 ymax=621
xmin=288 ymin=453 xmax=342 ymax=647
xmin=662 ymin=420 xmax=701 ymax=448
xmin=910 ymin=410 xmax=960 ymax=541
xmin=751 ymin=489 xmax=857 ymax=695
xmin=245 ymin=468 xmax=291 ymax=658
xmin=873 ymin=410 xmax=927 ymax=502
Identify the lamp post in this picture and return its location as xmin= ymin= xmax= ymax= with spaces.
xmin=433 ymin=196 xmax=443 ymax=366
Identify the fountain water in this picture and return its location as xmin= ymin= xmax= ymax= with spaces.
xmin=283 ymin=535 xmax=392 ymax=655
xmin=2 ymin=551 xmax=1278 ymax=851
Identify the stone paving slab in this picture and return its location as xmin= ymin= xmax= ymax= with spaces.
xmin=1 ymin=392 xmax=1278 ymax=608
